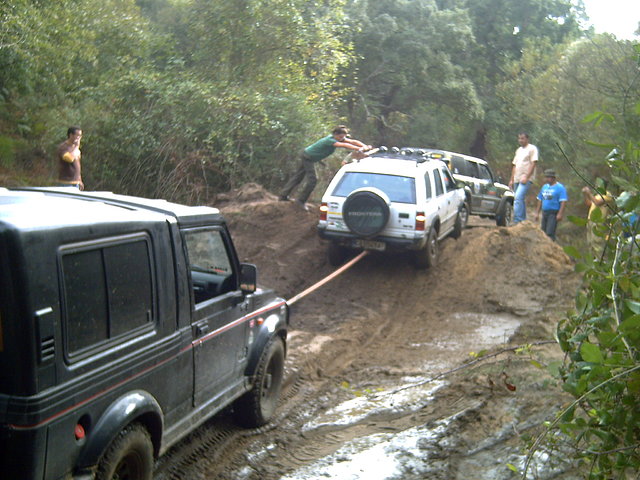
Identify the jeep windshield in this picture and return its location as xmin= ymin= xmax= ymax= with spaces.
xmin=332 ymin=172 xmax=416 ymax=204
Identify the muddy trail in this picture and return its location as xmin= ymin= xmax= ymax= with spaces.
xmin=155 ymin=184 xmax=582 ymax=480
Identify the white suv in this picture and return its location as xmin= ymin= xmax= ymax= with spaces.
xmin=317 ymin=148 xmax=466 ymax=268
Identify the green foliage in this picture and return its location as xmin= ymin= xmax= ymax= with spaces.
xmin=0 ymin=0 xmax=348 ymax=199
xmin=0 ymin=0 xmax=635 ymax=212
xmin=0 ymin=136 xmax=16 ymax=168
xmin=525 ymin=114 xmax=640 ymax=478
xmin=496 ymin=35 xmax=639 ymax=162
xmin=345 ymin=0 xmax=483 ymax=147
xmin=84 ymin=69 xmax=329 ymax=202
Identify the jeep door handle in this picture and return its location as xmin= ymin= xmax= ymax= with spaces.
xmin=195 ymin=321 xmax=209 ymax=336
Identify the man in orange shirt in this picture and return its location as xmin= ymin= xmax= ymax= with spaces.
xmin=57 ymin=126 xmax=84 ymax=190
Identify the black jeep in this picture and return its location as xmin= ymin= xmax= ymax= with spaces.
xmin=0 ymin=187 xmax=289 ymax=480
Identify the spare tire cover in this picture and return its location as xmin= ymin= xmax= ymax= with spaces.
xmin=342 ymin=190 xmax=390 ymax=237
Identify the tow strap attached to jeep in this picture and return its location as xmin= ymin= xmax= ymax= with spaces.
xmin=286 ymin=250 xmax=369 ymax=306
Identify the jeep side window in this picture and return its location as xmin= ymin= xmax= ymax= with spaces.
xmin=61 ymin=239 xmax=154 ymax=356
xmin=434 ymin=169 xmax=444 ymax=196
xmin=451 ymin=157 xmax=466 ymax=175
xmin=466 ymin=161 xmax=479 ymax=178
xmin=441 ymin=168 xmax=456 ymax=192
xmin=184 ymin=229 xmax=236 ymax=304
xmin=424 ymin=172 xmax=433 ymax=199
xmin=478 ymin=164 xmax=493 ymax=181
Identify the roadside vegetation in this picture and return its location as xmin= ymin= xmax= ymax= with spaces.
xmin=1 ymin=1 xmax=637 ymax=206
xmin=1 ymin=1 xmax=639 ymax=477
xmin=528 ymin=114 xmax=639 ymax=479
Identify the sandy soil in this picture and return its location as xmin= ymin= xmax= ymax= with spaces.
xmin=155 ymin=183 xmax=583 ymax=480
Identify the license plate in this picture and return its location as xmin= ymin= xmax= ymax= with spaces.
xmin=353 ymin=239 xmax=386 ymax=251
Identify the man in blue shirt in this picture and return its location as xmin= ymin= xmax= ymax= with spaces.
xmin=535 ymin=169 xmax=568 ymax=241
xmin=280 ymin=126 xmax=370 ymax=210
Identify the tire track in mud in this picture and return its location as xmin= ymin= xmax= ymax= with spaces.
xmin=199 ymin=249 xmax=461 ymax=479
xmin=153 ymin=369 xmax=309 ymax=480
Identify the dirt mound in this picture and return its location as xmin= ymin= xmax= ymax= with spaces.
xmin=439 ymin=221 xmax=577 ymax=315
xmin=218 ymin=185 xmax=331 ymax=300
xmin=214 ymin=182 xmax=277 ymax=205
xmin=217 ymin=183 xmax=579 ymax=321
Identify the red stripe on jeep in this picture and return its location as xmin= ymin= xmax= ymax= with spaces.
xmin=8 ymin=300 xmax=287 ymax=430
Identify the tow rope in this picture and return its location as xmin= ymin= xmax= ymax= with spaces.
xmin=286 ymin=250 xmax=369 ymax=306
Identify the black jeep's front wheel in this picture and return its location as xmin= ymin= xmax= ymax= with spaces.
xmin=95 ymin=423 xmax=154 ymax=480
xmin=414 ymin=226 xmax=438 ymax=269
xmin=235 ymin=336 xmax=285 ymax=428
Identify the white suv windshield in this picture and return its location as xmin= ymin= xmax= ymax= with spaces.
xmin=332 ymin=172 xmax=416 ymax=204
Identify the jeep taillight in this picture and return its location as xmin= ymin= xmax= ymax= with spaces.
xmin=415 ymin=212 xmax=426 ymax=231
xmin=320 ymin=202 xmax=328 ymax=221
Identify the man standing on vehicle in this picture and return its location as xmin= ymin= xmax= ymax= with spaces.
xmin=534 ymin=169 xmax=567 ymax=241
xmin=57 ymin=126 xmax=84 ymax=190
xmin=280 ymin=125 xmax=370 ymax=210
xmin=508 ymin=132 xmax=538 ymax=224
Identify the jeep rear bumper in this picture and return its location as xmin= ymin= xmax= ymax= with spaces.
xmin=317 ymin=227 xmax=426 ymax=251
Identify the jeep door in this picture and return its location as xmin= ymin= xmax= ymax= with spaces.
xmin=476 ymin=163 xmax=501 ymax=214
xmin=460 ymin=159 xmax=485 ymax=213
xmin=433 ymin=167 xmax=458 ymax=233
xmin=182 ymin=227 xmax=249 ymax=407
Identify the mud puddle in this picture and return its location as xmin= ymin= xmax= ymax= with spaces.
xmin=225 ymin=313 xmax=528 ymax=480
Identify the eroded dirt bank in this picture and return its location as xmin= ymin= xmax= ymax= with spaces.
xmin=155 ymin=184 xmax=582 ymax=480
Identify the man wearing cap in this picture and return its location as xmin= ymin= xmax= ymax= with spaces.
xmin=535 ymin=169 xmax=567 ymax=241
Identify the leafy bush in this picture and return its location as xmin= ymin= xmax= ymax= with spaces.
xmin=525 ymin=114 xmax=640 ymax=478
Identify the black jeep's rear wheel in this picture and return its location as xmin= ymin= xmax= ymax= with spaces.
xmin=342 ymin=190 xmax=390 ymax=238
xmin=96 ymin=423 xmax=154 ymax=480
xmin=234 ymin=336 xmax=285 ymax=428
xmin=414 ymin=226 xmax=438 ymax=269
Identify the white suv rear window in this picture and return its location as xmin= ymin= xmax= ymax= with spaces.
xmin=332 ymin=172 xmax=416 ymax=204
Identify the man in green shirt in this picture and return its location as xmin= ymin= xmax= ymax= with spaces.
xmin=280 ymin=126 xmax=370 ymax=210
